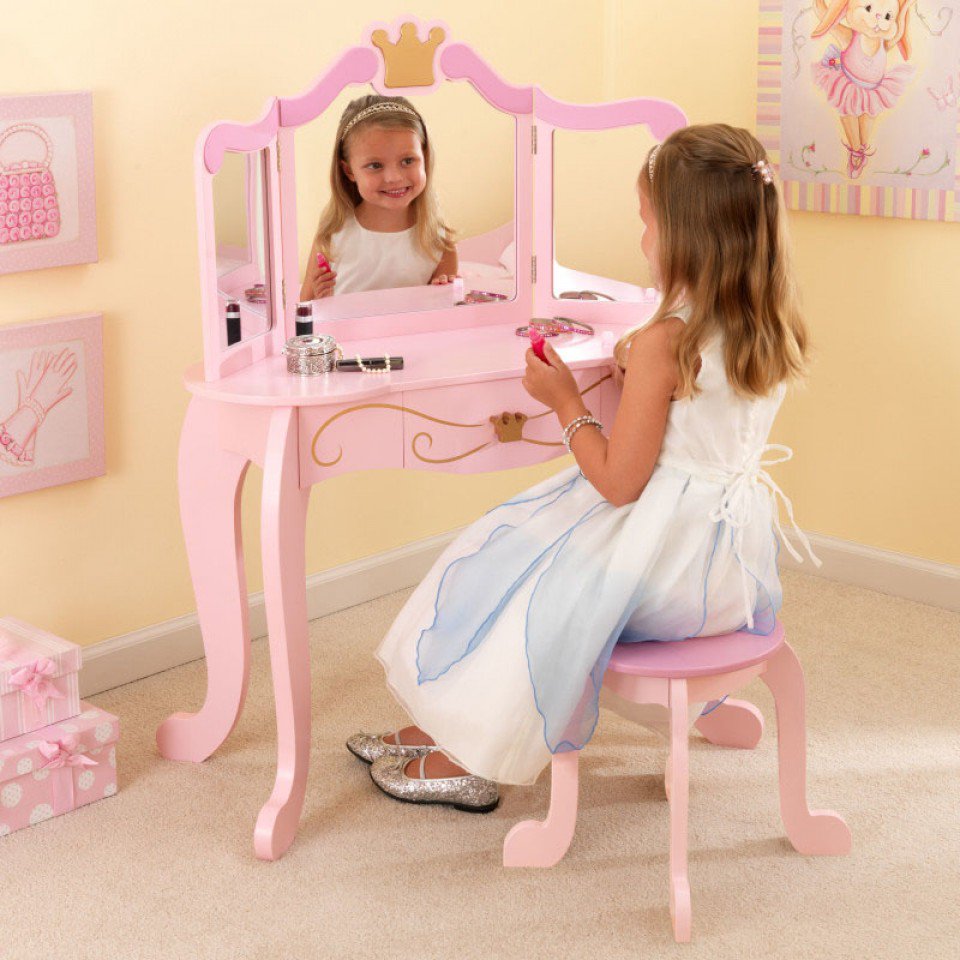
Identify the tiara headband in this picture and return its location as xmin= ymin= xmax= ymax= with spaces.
xmin=341 ymin=102 xmax=422 ymax=139
xmin=647 ymin=143 xmax=661 ymax=183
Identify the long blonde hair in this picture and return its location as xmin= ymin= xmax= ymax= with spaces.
xmin=615 ymin=124 xmax=808 ymax=399
xmin=314 ymin=95 xmax=454 ymax=263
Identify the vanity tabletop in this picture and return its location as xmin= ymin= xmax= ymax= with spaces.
xmin=185 ymin=321 xmax=632 ymax=407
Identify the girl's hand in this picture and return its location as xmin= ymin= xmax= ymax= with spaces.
xmin=430 ymin=273 xmax=460 ymax=285
xmin=521 ymin=341 xmax=579 ymax=411
xmin=312 ymin=265 xmax=337 ymax=299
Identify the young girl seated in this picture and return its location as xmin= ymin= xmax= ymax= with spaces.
xmin=348 ymin=124 xmax=816 ymax=812
xmin=299 ymin=94 xmax=458 ymax=301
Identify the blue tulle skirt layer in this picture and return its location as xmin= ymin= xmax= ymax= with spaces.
xmin=377 ymin=463 xmax=781 ymax=785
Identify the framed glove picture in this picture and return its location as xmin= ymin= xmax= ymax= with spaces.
xmin=0 ymin=314 xmax=104 ymax=498
xmin=0 ymin=92 xmax=97 ymax=274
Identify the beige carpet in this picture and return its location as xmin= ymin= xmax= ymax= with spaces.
xmin=3 ymin=570 xmax=958 ymax=960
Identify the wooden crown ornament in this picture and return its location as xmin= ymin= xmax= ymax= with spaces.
xmin=371 ymin=22 xmax=446 ymax=88
xmin=490 ymin=412 xmax=528 ymax=443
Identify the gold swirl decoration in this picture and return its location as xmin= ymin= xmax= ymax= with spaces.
xmin=310 ymin=374 xmax=611 ymax=468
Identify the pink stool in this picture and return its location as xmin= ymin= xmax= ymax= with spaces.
xmin=502 ymin=621 xmax=851 ymax=941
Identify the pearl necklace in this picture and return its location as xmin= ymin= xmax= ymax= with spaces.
xmin=356 ymin=354 xmax=391 ymax=374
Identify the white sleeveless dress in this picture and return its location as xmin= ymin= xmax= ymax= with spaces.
xmin=377 ymin=312 xmax=816 ymax=785
xmin=330 ymin=216 xmax=438 ymax=294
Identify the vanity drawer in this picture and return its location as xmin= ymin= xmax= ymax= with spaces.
xmin=399 ymin=366 xmax=612 ymax=475
xmin=299 ymin=400 xmax=404 ymax=488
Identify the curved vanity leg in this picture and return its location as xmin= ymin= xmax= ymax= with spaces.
xmin=503 ymin=751 xmax=580 ymax=867
xmin=695 ymin=698 xmax=764 ymax=749
xmin=761 ymin=643 xmax=852 ymax=856
xmin=157 ymin=397 xmax=252 ymax=763
xmin=254 ymin=407 xmax=313 ymax=861
xmin=668 ymin=679 xmax=692 ymax=943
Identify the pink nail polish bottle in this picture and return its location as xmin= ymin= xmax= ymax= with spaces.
xmin=529 ymin=327 xmax=550 ymax=365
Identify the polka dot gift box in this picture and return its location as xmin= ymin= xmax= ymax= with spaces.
xmin=0 ymin=702 xmax=118 ymax=837
xmin=0 ymin=618 xmax=82 ymax=742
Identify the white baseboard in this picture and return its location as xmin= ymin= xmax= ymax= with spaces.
xmin=80 ymin=527 xmax=959 ymax=698
xmin=781 ymin=531 xmax=960 ymax=613
xmin=79 ymin=529 xmax=459 ymax=698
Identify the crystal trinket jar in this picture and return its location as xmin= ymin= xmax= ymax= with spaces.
xmin=282 ymin=334 xmax=340 ymax=375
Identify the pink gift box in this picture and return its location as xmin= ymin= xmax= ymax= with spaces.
xmin=0 ymin=618 xmax=82 ymax=743
xmin=0 ymin=702 xmax=118 ymax=837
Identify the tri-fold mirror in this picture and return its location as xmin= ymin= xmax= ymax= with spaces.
xmin=195 ymin=17 xmax=686 ymax=381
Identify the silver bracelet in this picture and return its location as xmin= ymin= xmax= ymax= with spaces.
xmin=562 ymin=414 xmax=598 ymax=446
xmin=562 ymin=414 xmax=602 ymax=452
xmin=562 ymin=415 xmax=593 ymax=446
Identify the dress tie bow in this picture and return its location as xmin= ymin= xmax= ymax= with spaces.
xmin=709 ymin=444 xmax=821 ymax=629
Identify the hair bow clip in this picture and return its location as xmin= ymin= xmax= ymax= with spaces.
xmin=752 ymin=158 xmax=775 ymax=185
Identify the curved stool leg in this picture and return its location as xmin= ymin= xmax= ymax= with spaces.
xmin=254 ymin=408 xmax=313 ymax=861
xmin=503 ymin=751 xmax=579 ymax=867
xmin=695 ymin=698 xmax=764 ymax=749
xmin=668 ymin=679 xmax=692 ymax=942
xmin=761 ymin=642 xmax=851 ymax=856
xmin=158 ymin=397 xmax=252 ymax=763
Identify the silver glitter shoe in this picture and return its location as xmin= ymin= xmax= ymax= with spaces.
xmin=369 ymin=754 xmax=500 ymax=813
xmin=345 ymin=730 xmax=437 ymax=765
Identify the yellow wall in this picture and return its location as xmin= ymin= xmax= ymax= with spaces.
xmin=0 ymin=1 xmax=956 ymax=649
xmin=607 ymin=0 xmax=960 ymax=564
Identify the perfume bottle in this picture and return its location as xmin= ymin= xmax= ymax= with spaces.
xmin=226 ymin=301 xmax=241 ymax=346
xmin=295 ymin=301 xmax=314 ymax=337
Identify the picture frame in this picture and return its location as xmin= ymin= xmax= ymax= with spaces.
xmin=0 ymin=313 xmax=105 ymax=498
xmin=0 ymin=92 xmax=97 ymax=274
xmin=758 ymin=1 xmax=960 ymax=221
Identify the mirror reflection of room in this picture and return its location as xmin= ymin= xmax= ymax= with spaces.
xmin=552 ymin=126 xmax=658 ymax=302
xmin=295 ymin=83 xmax=516 ymax=321
xmin=212 ymin=150 xmax=272 ymax=344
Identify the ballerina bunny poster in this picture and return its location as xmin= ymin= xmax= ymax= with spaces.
xmin=758 ymin=0 xmax=960 ymax=220
xmin=0 ymin=314 xmax=104 ymax=499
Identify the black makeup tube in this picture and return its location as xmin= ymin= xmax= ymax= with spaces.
xmin=226 ymin=301 xmax=242 ymax=346
xmin=337 ymin=356 xmax=404 ymax=371
xmin=295 ymin=301 xmax=314 ymax=337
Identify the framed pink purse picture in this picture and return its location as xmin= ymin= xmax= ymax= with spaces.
xmin=0 ymin=313 xmax=105 ymax=499
xmin=0 ymin=92 xmax=97 ymax=274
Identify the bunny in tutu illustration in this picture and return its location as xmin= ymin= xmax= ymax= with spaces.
xmin=810 ymin=0 xmax=918 ymax=178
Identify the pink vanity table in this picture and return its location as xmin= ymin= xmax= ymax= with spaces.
xmin=156 ymin=17 xmax=686 ymax=859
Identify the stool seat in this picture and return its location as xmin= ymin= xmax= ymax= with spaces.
xmin=608 ymin=620 xmax=785 ymax=679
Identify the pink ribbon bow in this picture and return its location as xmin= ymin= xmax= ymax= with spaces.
xmin=10 ymin=657 xmax=65 ymax=714
xmin=38 ymin=736 xmax=98 ymax=816
xmin=38 ymin=736 xmax=98 ymax=770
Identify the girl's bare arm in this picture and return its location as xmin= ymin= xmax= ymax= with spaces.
xmin=430 ymin=244 xmax=459 ymax=283
xmin=547 ymin=319 xmax=682 ymax=507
